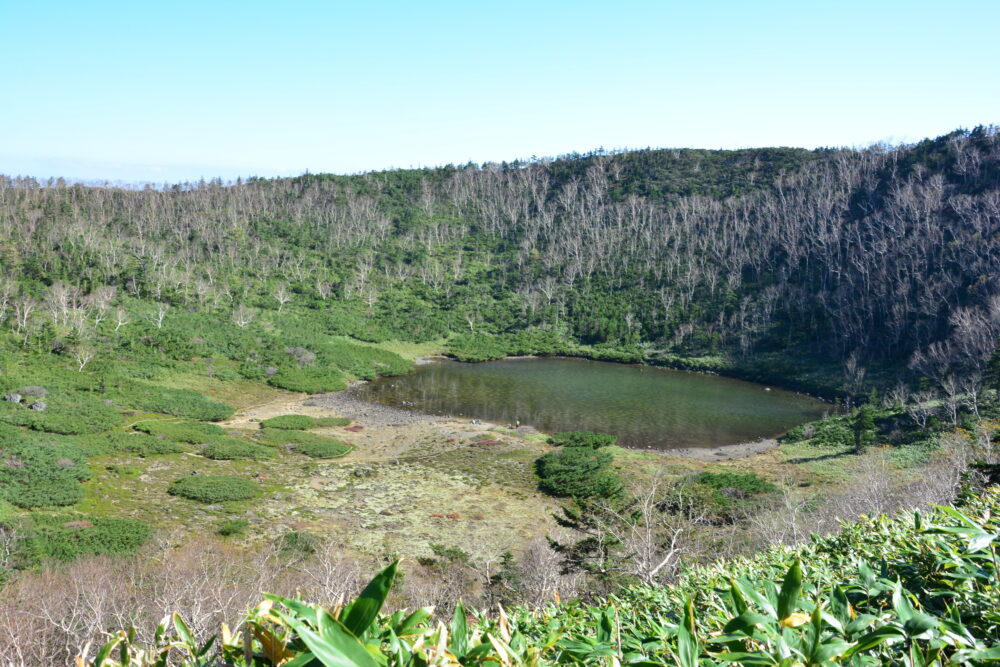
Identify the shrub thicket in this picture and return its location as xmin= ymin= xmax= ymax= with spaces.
xmin=200 ymin=439 xmax=273 ymax=460
xmin=134 ymin=420 xmax=227 ymax=443
xmin=167 ymin=475 xmax=260 ymax=503
xmin=679 ymin=471 xmax=778 ymax=522
xmin=267 ymin=367 xmax=347 ymax=394
xmin=260 ymin=414 xmax=351 ymax=430
xmin=536 ymin=447 xmax=622 ymax=498
xmin=292 ymin=439 xmax=351 ymax=459
xmin=255 ymin=429 xmax=351 ymax=458
xmin=447 ymin=333 xmax=509 ymax=362
xmin=92 ymin=433 xmax=185 ymax=456
xmin=0 ymin=393 xmax=121 ymax=435
xmin=28 ymin=515 xmax=152 ymax=561
xmin=114 ymin=383 xmax=234 ymax=421
xmin=809 ymin=419 xmax=854 ymax=448
xmin=0 ymin=433 xmax=89 ymax=508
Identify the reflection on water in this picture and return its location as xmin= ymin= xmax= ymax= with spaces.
xmin=353 ymin=357 xmax=829 ymax=450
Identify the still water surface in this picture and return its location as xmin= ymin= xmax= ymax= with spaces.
xmin=354 ymin=357 xmax=828 ymax=450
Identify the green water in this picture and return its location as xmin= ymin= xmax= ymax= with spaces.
xmin=354 ymin=357 xmax=829 ymax=450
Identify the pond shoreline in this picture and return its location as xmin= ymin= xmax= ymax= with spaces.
xmin=304 ymin=381 xmax=442 ymax=427
xmin=660 ymin=438 xmax=779 ymax=461
xmin=303 ymin=382 xmax=783 ymax=462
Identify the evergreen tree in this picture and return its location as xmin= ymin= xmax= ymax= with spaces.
xmin=852 ymin=404 xmax=876 ymax=454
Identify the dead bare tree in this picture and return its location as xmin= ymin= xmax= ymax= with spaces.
xmin=273 ymin=282 xmax=291 ymax=312
xmin=72 ymin=344 xmax=97 ymax=372
xmin=113 ymin=306 xmax=129 ymax=331
xmin=149 ymin=303 xmax=169 ymax=329
xmin=904 ymin=389 xmax=939 ymax=429
xmin=232 ymin=305 xmax=256 ymax=329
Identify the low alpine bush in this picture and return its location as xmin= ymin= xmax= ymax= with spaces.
xmin=134 ymin=420 xmax=227 ymax=443
xmin=260 ymin=414 xmax=351 ymax=430
xmin=168 ymin=475 xmax=260 ymax=503
xmin=200 ymin=439 xmax=273 ymax=460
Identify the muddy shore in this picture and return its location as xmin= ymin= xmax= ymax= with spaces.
xmin=662 ymin=438 xmax=779 ymax=461
xmin=304 ymin=384 xmax=439 ymax=427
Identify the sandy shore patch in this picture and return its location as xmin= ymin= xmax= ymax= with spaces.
xmin=662 ymin=438 xmax=779 ymax=461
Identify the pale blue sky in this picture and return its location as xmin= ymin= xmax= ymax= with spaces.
xmin=1 ymin=1 xmax=997 ymax=182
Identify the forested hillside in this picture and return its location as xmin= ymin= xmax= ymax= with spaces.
xmin=2 ymin=129 xmax=1000 ymax=665
xmin=2 ymin=126 xmax=998 ymax=396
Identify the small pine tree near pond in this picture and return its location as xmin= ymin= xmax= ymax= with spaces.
xmin=536 ymin=447 xmax=622 ymax=498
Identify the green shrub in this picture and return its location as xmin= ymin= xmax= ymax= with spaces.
xmin=255 ymin=429 xmax=351 ymax=458
xmin=689 ymin=471 xmax=777 ymax=495
xmin=536 ymin=447 xmax=621 ymax=498
xmin=809 ymin=419 xmax=853 ymax=448
xmin=29 ymin=515 xmax=152 ymax=561
xmin=548 ymin=431 xmax=618 ymax=448
xmin=0 ymin=423 xmax=22 ymax=446
xmin=782 ymin=424 xmax=806 ymax=442
xmin=678 ymin=471 xmax=778 ymax=522
xmin=260 ymin=414 xmax=315 ymax=430
xmin=448 ymin=333 xmax=508 ymax=362
xmin=114 ymin=383 xmax=234 ymax=421
xmin=168 ymin=475 xmax=260 ymax=503
xmin=256 ymin=429 xmax=329 ymax=446
xmin=0 ymin=465 xmax=84 ymax=508
xmin=277 ymin=530 xmax=320 ymax=556
xmin=0 ymin=499 xmax=19 ymax=521
xmin=292 ymin=439 xmax=351 ymax=459
xmin=93 ymin=433 xmax=185 ymax=456
xmin=18 ymin=436 xmax=89 ymax=478
xmin=260 ymin=414 xmax=351 ymax=430
xmin=267 ymin=367 xmax=347 ymax=394
xmin=217 ymin=518 xmax=249 ymax=537
xmin=134 ymin=420 xmax=227 ymax=443
xmin=321 ymin=338 xmax=412 ymax=379
xmin=0 ymin=393 xmax=121 ymax=434
xmin=313 ymin=416 xmax=351 ymax=427
xmin=0 ymin=436 xmax=89 ymax=508
xmin=200 ymin=439 xmax=273 ymax=460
